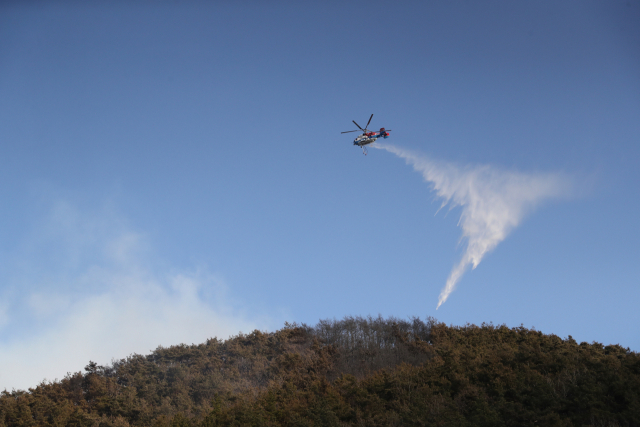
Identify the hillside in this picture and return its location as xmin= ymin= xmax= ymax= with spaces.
xmin=1 ymin=316 xmax=638 ymax=426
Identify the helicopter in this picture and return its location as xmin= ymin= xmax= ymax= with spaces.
xmin=341 ymin=114 xmax=391 ymax=155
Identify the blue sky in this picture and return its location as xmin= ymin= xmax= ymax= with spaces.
xmin=1 ymin=1 xmax=639 ymax=390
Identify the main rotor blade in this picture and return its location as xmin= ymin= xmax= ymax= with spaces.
xmin=365 ymin=114 xmax=373 ymax=129
xmin=352 ymin=120 xmax=364 ymax=131
xmin=341 ymin=130 xmax=359 ymax=134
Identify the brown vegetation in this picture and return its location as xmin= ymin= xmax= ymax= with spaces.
xmin=1 ymin=316 xmax=638 ymax=426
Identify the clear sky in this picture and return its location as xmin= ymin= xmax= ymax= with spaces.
xmin=1 ymin=1 xmax=639 ymax=390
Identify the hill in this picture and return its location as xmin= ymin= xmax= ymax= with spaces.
xmin=1 ymin=316 xmax=638 ymax=426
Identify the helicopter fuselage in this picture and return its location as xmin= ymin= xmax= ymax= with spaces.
xmin=353 ymin=132 xmax=389 ymax=147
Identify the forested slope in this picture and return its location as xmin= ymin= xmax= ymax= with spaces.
xmin=1 ymin=316 xmax=638 ymax=426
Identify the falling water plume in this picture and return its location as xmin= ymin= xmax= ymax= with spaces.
xmin=374 ymin=143 xmax=571 ymax=309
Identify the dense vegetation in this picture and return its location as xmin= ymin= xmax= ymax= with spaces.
xmin=1 ymin=316 xmax=638 ymax=426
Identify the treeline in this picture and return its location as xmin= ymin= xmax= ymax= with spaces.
xmin=1 ymin=316 xmax=639 ymax=426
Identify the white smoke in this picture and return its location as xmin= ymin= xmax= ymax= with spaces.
xmin=0 ymin=200 xmax=265 ymax=391
xmin=374 ymin=143 xmax=572 ymax=309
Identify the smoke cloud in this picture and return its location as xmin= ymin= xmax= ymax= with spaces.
xmin=0 ymin=200 xmax=265 ymax=391
xmin=374 ymin=143 xmax=572 ymax=309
